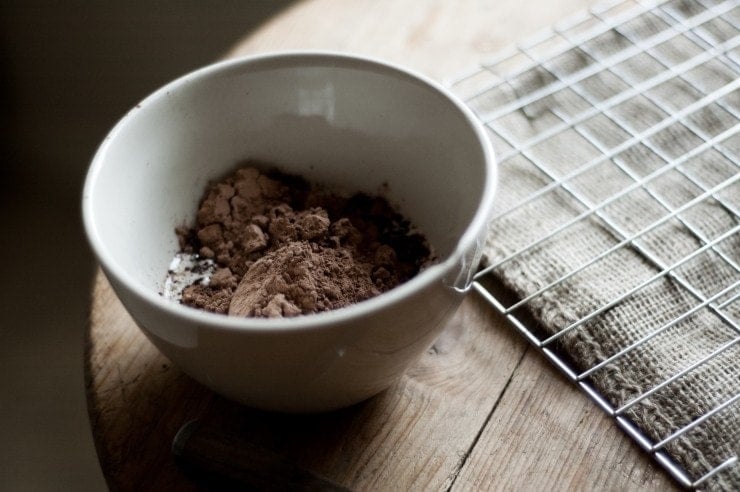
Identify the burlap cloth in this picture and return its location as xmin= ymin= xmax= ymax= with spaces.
xmin=457 ymin=1 xmax=739 ymax=489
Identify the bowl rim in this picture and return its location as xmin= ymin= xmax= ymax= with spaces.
xmin=82 ymin=50 xmax=497 ymax=333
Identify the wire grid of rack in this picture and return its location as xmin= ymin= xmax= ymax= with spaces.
xmin=449 ymin=0 xmax=739 ymax=489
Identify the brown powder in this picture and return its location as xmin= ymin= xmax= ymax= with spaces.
xmin=176 ymin=164 xmax=433 ymax=318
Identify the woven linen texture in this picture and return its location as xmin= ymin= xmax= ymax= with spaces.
xmin=454 ymin=0 xmax=740 ymax=489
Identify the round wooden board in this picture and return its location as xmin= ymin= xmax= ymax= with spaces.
xmin=86 ymin=1 xmax=678 ymax=490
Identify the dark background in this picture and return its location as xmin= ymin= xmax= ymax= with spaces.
xmin=1 ymin=2 xmax=293 ymax=488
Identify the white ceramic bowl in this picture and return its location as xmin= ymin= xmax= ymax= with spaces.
xmin=83 ymin=52 xmax=496 ymax=412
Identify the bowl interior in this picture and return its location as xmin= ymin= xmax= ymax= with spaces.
xmin=85 ymin=54 xmax=490 ymax=297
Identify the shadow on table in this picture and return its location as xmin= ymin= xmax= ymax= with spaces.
xmin=0 ymin=2 xmax=294 ymax=489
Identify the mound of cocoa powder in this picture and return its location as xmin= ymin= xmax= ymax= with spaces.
xmin=174 ymin=165 xmax=433 ymax=318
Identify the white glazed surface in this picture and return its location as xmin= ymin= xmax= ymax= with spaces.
xmin=83 ymin=52 xmax=496 ymax=412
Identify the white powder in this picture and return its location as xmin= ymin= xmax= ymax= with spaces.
xmin=162 ymin=253 xmax=215 ymax=301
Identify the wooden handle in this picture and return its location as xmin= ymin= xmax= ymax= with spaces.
xmin=173 ymin=420 xmax=350 ymax=491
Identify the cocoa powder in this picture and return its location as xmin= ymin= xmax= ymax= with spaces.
xmin=175 ymin=165 xmax=433 ymax=318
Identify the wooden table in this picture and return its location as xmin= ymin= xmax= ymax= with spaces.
xmin=86 ymin=1 xmax=679 ymax=490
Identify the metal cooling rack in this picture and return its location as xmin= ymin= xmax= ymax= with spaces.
xmin=449 ymin=0 xmax=739 ymax=489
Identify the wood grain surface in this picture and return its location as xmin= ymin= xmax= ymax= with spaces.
xmin=86 ymin=0 xmax=679 ymax=490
